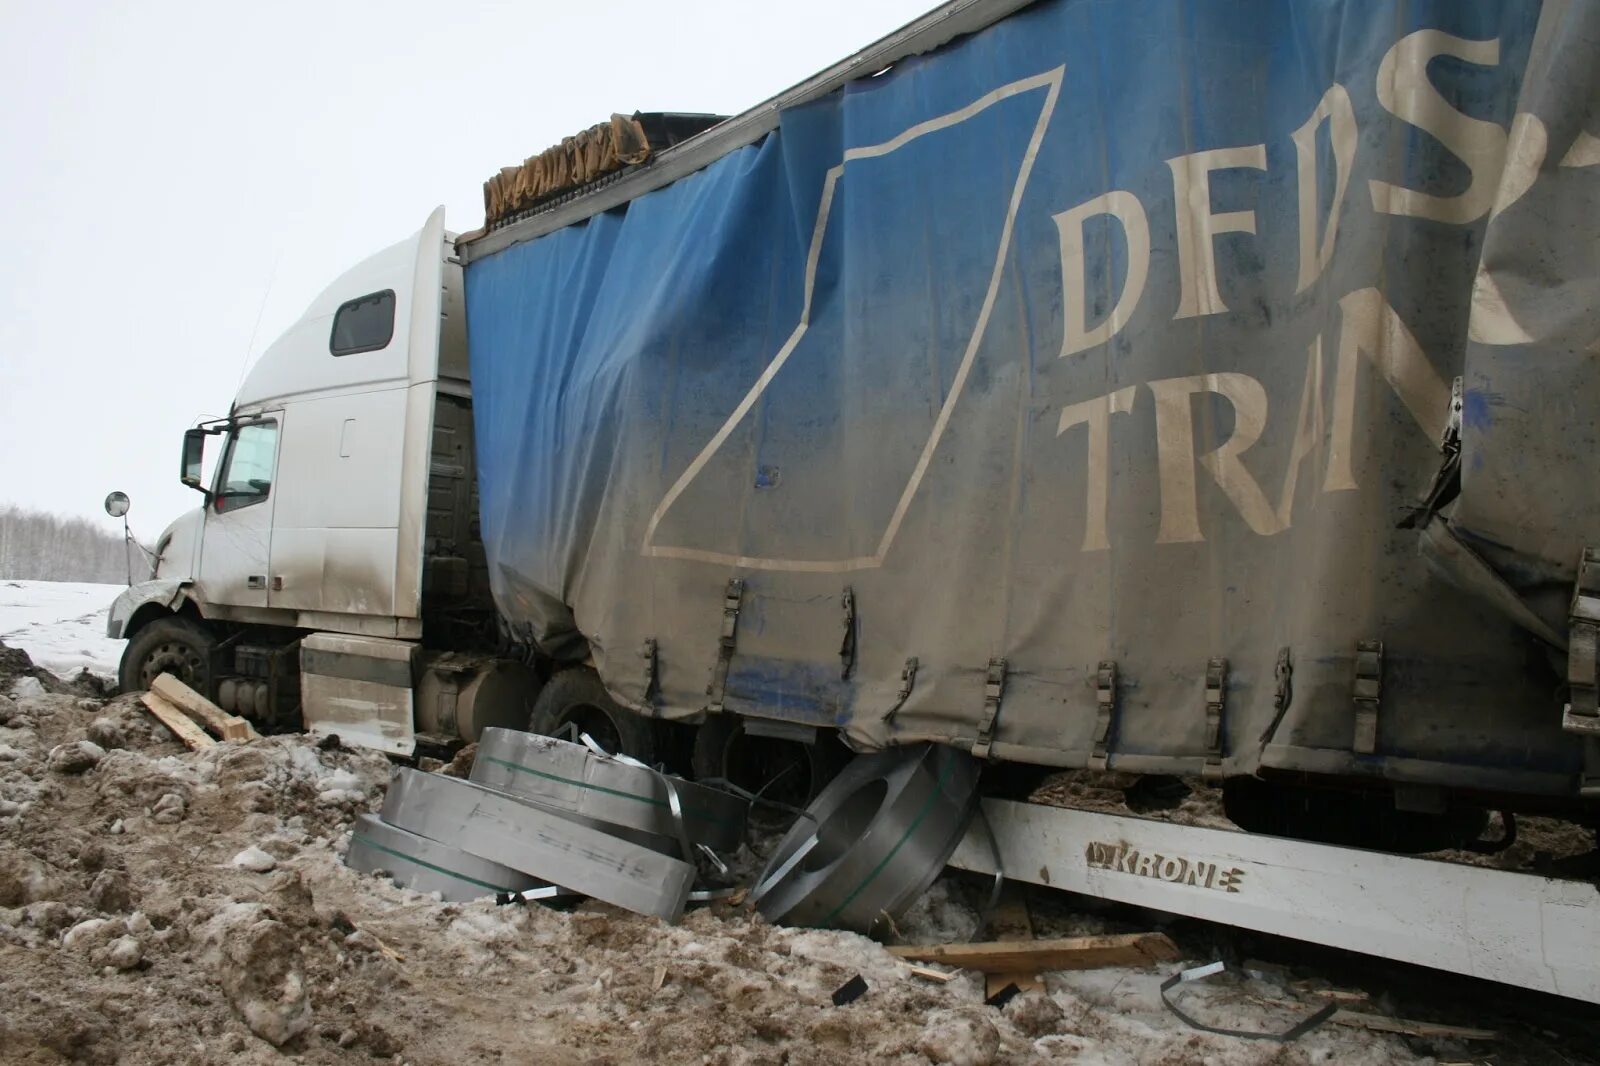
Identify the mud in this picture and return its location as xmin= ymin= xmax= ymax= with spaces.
xmin=0 ymin=641 xmax=1586 ymax=1064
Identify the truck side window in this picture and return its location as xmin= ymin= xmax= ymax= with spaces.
xmin=215 ymin=420 xmax=279 ymax=513
xmin=330 ymin=289 xmax=396 ymax=355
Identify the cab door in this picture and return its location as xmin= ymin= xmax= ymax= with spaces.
xmin=196 ymin=414 xmax=283 ymax=609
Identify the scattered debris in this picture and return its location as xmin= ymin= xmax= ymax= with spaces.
xmin=755 ymin=742 xmax=981 ymax=934
xmin=830 ymin=974 xmax=869 ymax=1006
xmin=909 ymin=965 xmax=958 ymax=983
xmin=0 ymin=638 xmax=1575 ymax=1063
xmin=1332 ymin=1011 xmax=1498 ymax=1042
xmin=138 ymin=690 xmax=216 ymax=750
xmin=890 ymin=932 xmax=1180 ymax=972
xmin=150 ymin=673 xmax=258 ymax=742
xmin=984 ymin=981 xmax=1024 ymax=1009
xmin=1161 ymin=960 xmax=1337 ymax=1042
xmin=375 ymin=766 xmax=697 ymax=920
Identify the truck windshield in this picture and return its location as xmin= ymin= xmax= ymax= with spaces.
xmin=215 ymin=420 xmax=278 ymax=512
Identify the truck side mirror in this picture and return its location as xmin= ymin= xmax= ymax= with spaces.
xmin=181 ymin=428 xmax=208 ymax=493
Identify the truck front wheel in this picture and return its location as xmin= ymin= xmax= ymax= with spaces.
xmin=118 ymin=617 xmax=217 ymax=697
xmin=527 ymin=666 xmax=656 ymax=764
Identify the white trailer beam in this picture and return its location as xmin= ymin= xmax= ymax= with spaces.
xmin=948 ymin=799 xmax=1600 ymax=1005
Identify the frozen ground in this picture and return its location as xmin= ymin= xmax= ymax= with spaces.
xmin=0 ymin=580 xmax=124 ymax=680
xmin=0 ymin=592 xmax=1592 ymax=1063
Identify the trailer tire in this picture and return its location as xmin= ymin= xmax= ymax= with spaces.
xmin=118 ymin=616 xmax=217 ymax=698
xmin=527 ymin=666 xmax=656 ymax=763
xmin=691 ymin=717 xmax=847 ymax=825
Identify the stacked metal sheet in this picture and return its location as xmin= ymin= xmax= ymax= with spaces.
xmin=345 ymin=728 xmax=747 ymax=921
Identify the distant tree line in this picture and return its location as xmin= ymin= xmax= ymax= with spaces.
xmin=0 ymin=504 xmax=149 ymax=584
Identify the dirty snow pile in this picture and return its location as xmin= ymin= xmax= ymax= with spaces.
xmin=0 ymin=639 xmax=1518 ymax=1066
xmin=0 ymin=579 xmax=125 ymax=680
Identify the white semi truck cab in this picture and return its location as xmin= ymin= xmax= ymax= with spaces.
xmin=106 ymin=208 xmax=539 ymax=757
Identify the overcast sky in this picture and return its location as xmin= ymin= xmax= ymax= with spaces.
xmin=0 ymin=0 xmax=931 ymax=540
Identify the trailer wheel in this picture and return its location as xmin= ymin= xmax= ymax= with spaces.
xmin=118 ymin=616 xmax=217 ymax=697
xmin=527 ymin=667 xmax=656 ymax=763
xmin=692 ymin=717 xmax=846 ymax=825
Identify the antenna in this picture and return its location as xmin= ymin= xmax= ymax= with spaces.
xmin=236 ymin=250 xmax=284 ymax=391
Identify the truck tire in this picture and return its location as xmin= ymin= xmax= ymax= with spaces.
xmin=691 ymin=717 xmax=847 ymax=824
xmin=118 ymin=616 xmax=217 ymax=697
xmin=527 ymin=666 xmax=656 ymax=764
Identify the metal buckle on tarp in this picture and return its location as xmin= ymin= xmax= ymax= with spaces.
xmin=1088 ymin=660 xmax=1117 ymax=770
xmin=839 ymin=586 xmax=857 ymax=681
xmin=1561 ymin=550 xmax=1600 ymax=795
xmin=882 ymin=657 xmax=919 ymax=725
xmin=1351 ymin=640 xmax=1383 ymax=755
xmin=639 ymin=638 xmax=658 ymax=711
xmin=1563 ymin=549 xmax=1600 ymax=730
xmin=706 ymin=578 xmax=744 ymax=714
xmin=971 ymin=658 xmax=1008 ymax=760
xmin=1202 ymin=657 xmax=1227 ymax=779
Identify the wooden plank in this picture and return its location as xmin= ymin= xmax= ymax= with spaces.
xmin=908 ymin=966 xmax=957 ymax=984
xmin=889 ymin=932 xmax=1179 ymax=973
xmin=151 ymin=673 xmax=257 ymax=741
xmin=1332 ymin=1011 xmax=1496 ymax=1042
xmin=984 ymin=882 xmax=1043 ymax=998
xmin=140 ymin=692 xmax=217 ymax=751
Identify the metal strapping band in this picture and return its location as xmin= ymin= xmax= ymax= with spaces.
xmin=1202 ymin=657 xmax=1227 ymax=778
xmin=1160 ymin=961 xmax=1335 ymax=1042
xmin=706 ymin=578 xmax=744 ymax=713
xmin=971 ymin=658 xmax=1008 ymax=760
xmin=581 ymin=732 xmax=698 ymax=866
xmin=1352 ymin=640 xmax=1383 ymax=755
xmin=1088 ymin=660 xmax=1117 ymax=770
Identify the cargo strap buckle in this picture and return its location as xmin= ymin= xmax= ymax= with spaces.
xmin=1088 ymin=660 xmax=1118 ymax=770
xmin=839 ymin=586 xmax=857 ymax=681
xmin=1560 ymin=550 xmax=1600 ymax=795
xmin=1202 ymin=657 xmax=1227 ymax=779
xmin=705 ymin=578 xmax=744 ymax=714
xmin=640 ymin=638 xmax=659 ymax=711
xmin=971 ymin=658 xmax=1008 ymax=760
xmin=1563 ymin=549 xmax=1600 ymax=732
xmin=882 ymin=657 xmax=919 ymax=725
xmin=1352 ymin=639 xmax=1383 ymax=755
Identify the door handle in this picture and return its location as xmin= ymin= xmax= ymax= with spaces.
xmin=271 ymin=576 xmax=284 ymax=591
xmin=247 ymin=575 xmax=266 ymax=589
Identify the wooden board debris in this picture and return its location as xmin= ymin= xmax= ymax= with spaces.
xmin=1332 ymin=1011 xmax=1496 ymax=1042
xmin=140 ymin=691 xmax=218 ymax=751
xmin=908 ymin=966 xmax=957 ymax=984
xmin=889 ymin=932 xmax=1180 ymax=973
xmin=984 ymin=883 xmax=1043 ymax=998
xmin=151 ymin=673 xmax=258 ymax=742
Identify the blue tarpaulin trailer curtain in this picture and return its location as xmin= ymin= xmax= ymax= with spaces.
xmin=465 ymin=0 xmax=1600 ymax=798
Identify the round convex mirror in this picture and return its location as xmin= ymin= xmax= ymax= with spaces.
xmin=104 ymin=491 xmax=131 ymax=519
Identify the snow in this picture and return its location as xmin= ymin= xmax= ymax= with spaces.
xmin=0 ymin=579 xmax=125 ymax=679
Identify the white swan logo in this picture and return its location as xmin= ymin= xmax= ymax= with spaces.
xmin=640 ymin=67 xmax=1065 ymax=573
